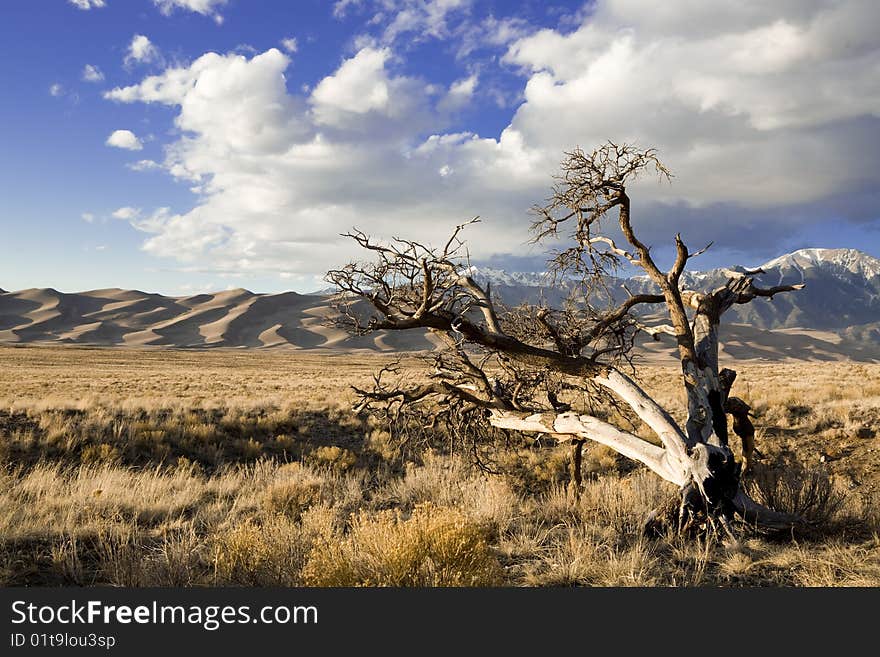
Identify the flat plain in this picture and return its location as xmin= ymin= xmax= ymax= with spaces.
xmin=2 ymin=345 xmax=879 ymax=586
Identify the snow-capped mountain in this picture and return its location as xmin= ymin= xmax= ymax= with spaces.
xmin=758 ymin=248 xmax=880 ymax=281
xmin=472 ymin=248 xmax=880 ymax=331
xmin=729 ymin=248 xmax=880 ymax=329
xmin=465 ymin=267 xmax=552 ymax=287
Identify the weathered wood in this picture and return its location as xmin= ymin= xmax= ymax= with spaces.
xmin=726 ymin=396 xmax=756 ymax=474
xmin=732 ymin=489 xmax=801 ymax=530
xmin=592 ymin=368 xmax=691 ymax=474
xmin=570 ymin=439 xmax=585 ymax=497
xmin=488 ymin=408 xmax=683 ymax=484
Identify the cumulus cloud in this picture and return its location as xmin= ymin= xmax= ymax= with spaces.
xmin=49 ymin=83 xmax=64 ymax=97
xmin=153 ymin=0 xmax=226 ymax=24
xmin=332 ymin=0 xmax=361 ymax=19
xmin=105 ymin=130 xmax=144 ymax=151
xmin=310 ymin=48 xmax=394 ymax=120
xmin=280 ymin=37 xmax=298 ymax=53
xmin=104 ymin=47 xmax=533 ymax=273
xmin=127 ymin=159 xmax=162 ymax=172
xmin=81 ymin=212 xmax=95 ymax=223
xmin=103 ymin=1 xmax=880 ymax=279
xmin=384 ymin=0 xmax=471 ymax=43
xmin=499 ymin=0 xmax=880 ymax=209
xmin=456 ymin=15 xmax=531 ymax=59
xmin=335 ymin=0 xmax=472 ymax=46
xmin=125 ymin=35 xmax=161 ymax=66
xmin=82 ymin=64 xmax=104 ymax=82
xmin=333 ymin=0 xmax=528 ymax=59
xmin=438 ymin=74 xmax=478 ymax=112
xmin=112 ymin=207 xmax=141 ymax=220
xmin=69 ymin=0 xmax=106 ymax=9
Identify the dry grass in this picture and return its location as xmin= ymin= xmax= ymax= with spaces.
xmin=1 ymin=346 xmax=879 ymax=587
xmin=302 ymin=503 xmax=503 ymax=586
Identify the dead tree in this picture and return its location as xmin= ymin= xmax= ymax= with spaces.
xmin=327 ymin=142 xmax=805 ymax=534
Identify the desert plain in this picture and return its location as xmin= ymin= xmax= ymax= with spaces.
xmin=1 ymin=344 xmax=878 ymax=586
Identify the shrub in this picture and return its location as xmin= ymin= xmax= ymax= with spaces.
xmin=748 ymin=465 xmax=846 ymax=530
xmin=212 ymin=513 xmax=326 ymax=586
xmin=302 ymin=503 xmax=502 ymax=586
xmin=366 ymin=428 xmax=398 ymax=462
xmin=81 ymin=444 xmax=121 ymax=464
xmin=309 ymin=446 xmax=357 ymax=472
xmin=261 ymin=464 xmax=327 ymax=518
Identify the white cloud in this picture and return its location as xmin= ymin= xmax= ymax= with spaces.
xmin=394 ymin=0 xmax=471 ymax=43
xmin=332 ymin=0 xmax=361 ymax=19
xmin=337 ymin=0 xmax=532 ymax=60
xmin=69 ymin=0 xmax=106 ymax=9
xmin=82 ymin=64 xmax=104 ymax=82
xmin=103 ymin=1 xmax=880 ymax=277
xmin=81 ymin=212 xmax=95 ymax=223
xmin=176 ymin=281 xmax=218 ymax=294
xmin=106 ymin=130 xmax=144 ymax=151
xmin=456 ymin=16 xmax=531 ymax=59
xmin=153 ymin=0 xmax=226 ymax=24
xmin=103 ymin=47 xmax=522 ymax=272
xmin=311 ymin=48 xmax=392 ymax=118
xmin=484 ymin=16 xmax=529 ymax=46
xmin=49 ymin=83 xmax=64 ymax=97
xmin=498 ymin=0 xmax=880 ymax=207
xmin=127 ymin=159 xmax=162 ymax=172
xmin=308 ymin=47 xmax=436 ymax=134
xmin=438 ymin=74 xmax=477 ymax=112
xmin=107 ymin=50 xmax=307 ymax=154
xmin=280 ymin=37 xmax=298 ymax=53
xmin=336 ymin=0 xmax=472 ymax=45
xmin=112 ymin=207 xmax=142 ymax=220
xmin=125 ymin=35 xmax=160 ymax=66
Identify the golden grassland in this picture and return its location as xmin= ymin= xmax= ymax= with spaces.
xmin=1 ymin=345 xmax=879 ymax=586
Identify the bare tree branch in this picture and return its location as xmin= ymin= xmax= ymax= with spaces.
xmin=329 ymin=141 xmax=808 ymax=536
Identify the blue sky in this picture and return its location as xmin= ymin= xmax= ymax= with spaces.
xmin=1 ymin=0 xmax=879 ymax=295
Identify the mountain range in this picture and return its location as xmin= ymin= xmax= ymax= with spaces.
xmin=469 ymin=248 xmax=880 ymax=330
xmin=1 ymin=248 xmax=879 ymax=361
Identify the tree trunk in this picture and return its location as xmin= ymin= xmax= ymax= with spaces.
xmin=488 ymin=357 xmax=798 ymax=532
xmin=569 ymin=439 xmax=584 ymax=497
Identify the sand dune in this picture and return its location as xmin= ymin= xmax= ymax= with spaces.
xmin=0 ymin=287 xmax=433 ymax=353
xmin=0 ymin=286 xmax=878 ymax=360
xmin=636 ymin=322 xmax=880 ymax=363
